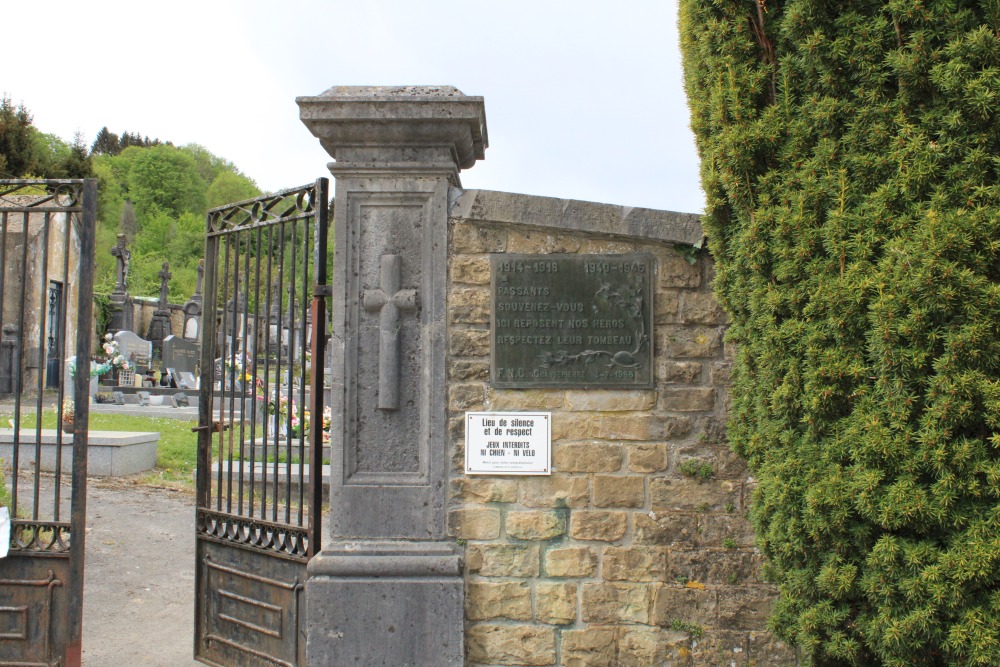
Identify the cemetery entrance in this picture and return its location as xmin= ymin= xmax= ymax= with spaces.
xmin=194 ymin=180 xmax=329 ymax=667
xmin=0 ymin=179 xmax=97 ymax=667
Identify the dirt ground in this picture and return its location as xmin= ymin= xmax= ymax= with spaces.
xmin=82 ymin=477 xmax=202 ymax=667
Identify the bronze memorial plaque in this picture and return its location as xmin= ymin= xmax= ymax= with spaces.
xmin=492 ymin=254 xmax=654 ymax=388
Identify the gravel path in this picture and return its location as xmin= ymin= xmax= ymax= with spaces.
xmin=82 ymin=478 xmax=201 ymax=666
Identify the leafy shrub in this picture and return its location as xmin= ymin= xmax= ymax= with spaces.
xmin=680 ymin=1 xmax=1000 ymax=665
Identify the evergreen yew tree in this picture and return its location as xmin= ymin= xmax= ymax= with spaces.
xmin=680 ymin=1 xmax=1000 ymax=665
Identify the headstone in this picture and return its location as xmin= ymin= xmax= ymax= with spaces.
xmin=175 ymin=372 xmax=197 ymax=390
xmin=113 ymin=331 xmax=152 ymax=372
xmin=107 ymin=235 xmax=134 ymax=334
xmin=146 ymin=262 xmax=173 ymax=354
xmin=162 ymin=335 xmax=199 ymax=375
xmin=112 ymin=391 xmax=125 ymax=406
xmin=137 ymin=391 xmax=151 ymax=407
xmin=171 ymin=393 xmax=189 ymax=408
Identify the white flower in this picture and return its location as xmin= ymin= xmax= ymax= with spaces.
xmin=104 ymin=333 xmax=113 ymax=341
xmin=114 ymin=355 xmax=125 ymax=366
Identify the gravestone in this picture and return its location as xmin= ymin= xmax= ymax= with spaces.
xmin=171 ymin=393 xmax=189 ymax=408
xmin=112 ymin=391 xmax=125 ymax=406
xmin=146 ymin=262 xmax=173 ymax=355
xmin=161 ymin=335 xmax=198 ymax=376
xmin=107 ymin=234 xmax=134 ymax=334
xmin=136 ymin=391 xmax=151 ymax=407
xmin=113 ymin=331 xmax=152 ymax=373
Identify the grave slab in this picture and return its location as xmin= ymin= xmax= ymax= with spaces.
xmin=0 ymin=429 xmax=159 ymax=476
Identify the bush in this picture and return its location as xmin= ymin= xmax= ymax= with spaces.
xmin=680 ymin=2 xmax=1000 ymax=665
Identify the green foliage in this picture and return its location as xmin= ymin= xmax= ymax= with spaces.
xmin=680 ymin=1 xmax=1000 ymax=665
xmin=0 ymin=97 xmax=91 ymax=178
xmin=92 ymin=140 xmax=259 ymax=300
xmin=670 ymin=619 xmax=704 ymax=639
xmin=678 ymin=458 xmax=715 ymax=480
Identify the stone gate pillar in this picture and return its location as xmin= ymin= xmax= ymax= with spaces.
xmin=298 ymin=86 xmax=487 ymax=664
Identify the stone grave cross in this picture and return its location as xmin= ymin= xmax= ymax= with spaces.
xmin=111 ymin=234 xmax=130 ymax=293
xmin=362 ymin=254 xmax=418 ymax=410
xmin=158 ymin=262 xmax=172 ymax=309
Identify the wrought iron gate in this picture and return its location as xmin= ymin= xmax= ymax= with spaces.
xmin=0 ymin=179 xmax=96 ymax=667
xmin=195 ymin=180 xmax=329 ymax=667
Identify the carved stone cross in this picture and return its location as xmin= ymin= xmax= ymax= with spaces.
xmin=110 ymin=234 xmax=130 ymax=293
xmin=158 ymin=262 xmax=172 ymax=309
xmin=362 ymin=254 xmax=418 ymax=410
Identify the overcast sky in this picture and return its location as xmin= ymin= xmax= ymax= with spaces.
xmin=5 ymin=0 xmax=704 ymax=214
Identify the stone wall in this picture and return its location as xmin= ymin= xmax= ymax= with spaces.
xmin=445 ymin=189 xmax=797 ymax=666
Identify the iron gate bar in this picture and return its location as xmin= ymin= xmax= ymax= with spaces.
xmin=0 ymin=178 xmax=95 ymax=667
xmin=195 ymin=179 xmax=328 ymax=667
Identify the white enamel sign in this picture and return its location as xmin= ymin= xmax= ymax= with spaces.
xmin=465 ymin=411 xmax=551 ymax=475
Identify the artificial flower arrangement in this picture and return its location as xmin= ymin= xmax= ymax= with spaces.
xmin=68 ymin=334 xmax=130 ymax=378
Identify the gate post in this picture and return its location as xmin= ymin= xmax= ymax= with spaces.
xmin=298 ymin=86 xmax=487 ymax=664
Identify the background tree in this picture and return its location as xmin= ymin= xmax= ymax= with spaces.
xmin=0 ymin=96 xmax=38 ymax=177
xmin=680 ymin=2 xmax=1000 ymax=665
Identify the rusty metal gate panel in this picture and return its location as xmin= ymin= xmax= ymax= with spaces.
xmin=0 ymin=180 xmax=97 ymax=667
xmin=195 ymin=180 xmax=329 ymax=667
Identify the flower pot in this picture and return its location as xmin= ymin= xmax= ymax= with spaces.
xmin=61 ymin=421 xmax=74 ymax=434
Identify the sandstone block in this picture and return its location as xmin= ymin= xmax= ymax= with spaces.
xmin=654 ymin=289 xmax=680 ymax=324
xmin=451 ymin=477 xmax=519 ymax=504
xmin=449 ymin=359 xmax=489 ymax=381
xmin=447 ymin=507 xmax=500 ymax=540
xmin=488 ymin=388 xmax=565 ymax=410
xmin=551 ymin=413 xmax=657 ymax=441
xmin=668 ymin=548 xmax=762 ymax=585
xmin=718 ymin=587 xmax=776 ymax=630
xmin=633 ymin=512 xmax=699 ymax=548
xmin=466 ymin=581 xmax=532 ymax=621
xmin=467 ymin=544 xmax=540 ymax=577
xmin=581 ymin=582 xmax=652 ymax=623
xmin=617 ymin=626 xmax=670 ymax=666
xmin=561 ymin=627 xmax=617 ymax=667
xmin=592 ymin=475 xmax=645 ymax=508
xmin=452 ymin=223 xmax=507 ymax=254
xmin=650 ymin=585 xmax=718 ymax=627
xmin=450 ymin=254 xmax=491 ymax=284
xmin=658 ymin=250 xmax=703 ymax=288
xmin=658 ymin=360 xmax=703 ymax=384
xmin=698 ymin=514 xmax=756 ymax=548
xmin=710 ymin=361 xmax=732 ymax=385
xmin=603 ymin=546 xmax=669 ymax=582
xmin=565 ymin=389 xmax=656 ymax=412
xmin=650 ymin=478 xmax=741 ymax=512
xmin=449 ymin=287 xmax=489 ymax=324
xmin=506 ymin=229 xmax=551 ymax=253
xmin=518 ymin=476 xmax=589 ymax=509
xmin=570 ymin=511 xmax=628 ymax=542
xmin=466 ymin=624 xmax=555 ymax=666
xmin=555 ymin=443 xmax=623 ymax=473
xmin=687 ymin=629 xmax=752 ymax=667
xmin=535 ymin=582 xmax=577 ymax=625
xmin=659 ymin=326 xmax=723 ymax=358
xmin=681 ymin=290 xmax=728 ymax=325
xmin=659 ymin=386 xmax=716 ymax=412
xmin=544 ymin=547 xmax=597 ymax=578
xmin=748 ymin=631 xmax=800 ymax=666
xmin=506 ymin=510 xmax=566 ymax=541
xmin=627 ymin=444 xmax=669 ymax=473
xmin=449 ymin=382 xmax=485 ymax=412
xmin=450 ymin=329 xmax=490 ymax=357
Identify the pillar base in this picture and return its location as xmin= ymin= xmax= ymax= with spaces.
xmin=306 ymin=541 xmax=464 ymax=666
